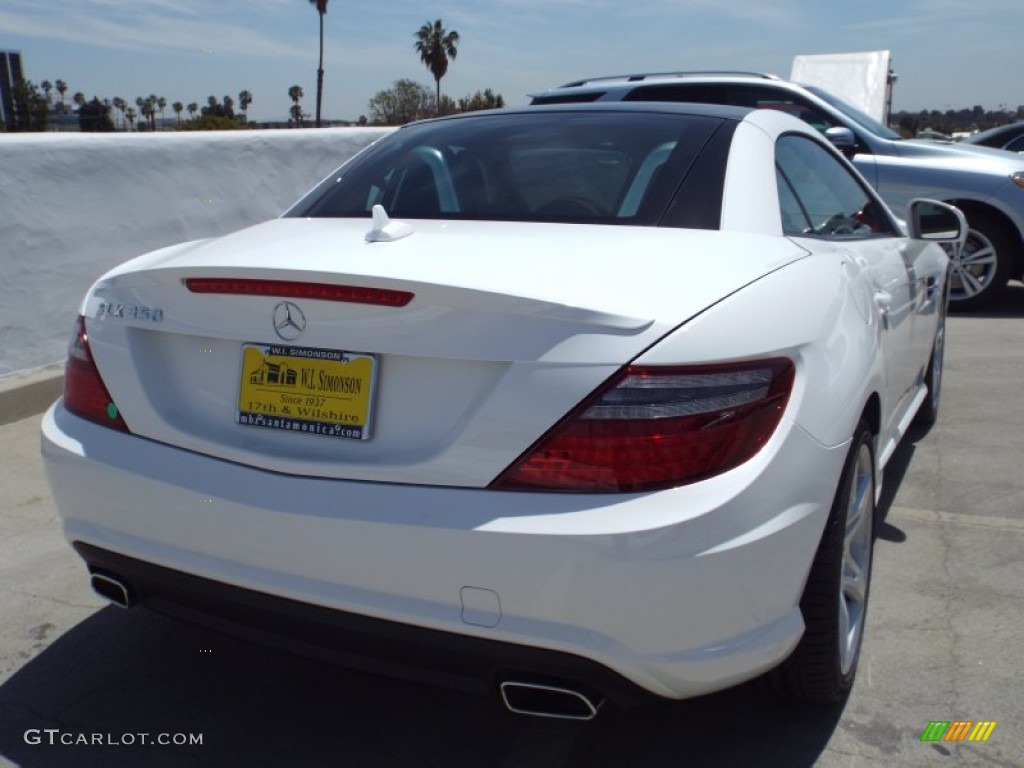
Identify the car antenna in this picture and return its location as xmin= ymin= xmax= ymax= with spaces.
xmin=365 ymin=204 xmax=415 ymax=243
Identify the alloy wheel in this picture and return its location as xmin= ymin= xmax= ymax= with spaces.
xmin=839 ymin=442 xmax=874 ymax=676
xmin=950 ymin=228 xmax=998 ymax=301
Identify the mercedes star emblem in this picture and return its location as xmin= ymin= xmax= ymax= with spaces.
xmin=272 ymin=301 xmax=306 ymax=341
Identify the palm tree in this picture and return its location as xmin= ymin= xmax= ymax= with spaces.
xmin=41 ymin=80 xmax=53 ymax=107
xmin=414 ymin=19 xmax=460 ymax=114
xmin=238 ymin=89 xmax=253 ymax=123
xmin=135 ymin=96 xmax=146 ymax=129
xmin=112 ymin=97 xmax=126 ymax=130
xmin=73 ymin=92 xmax=86 ymax=109
xmin=136 ymin=96 xmax=157 ymax=131
xmin=307 ymin=0 xmax=328 ymax=127
xmin=55 ymin=79 xmax=68 ymax=112
xmin=157 ymin=96 xmax=167 ymax=129
xmin=288 ymin=85 xmax=304 ymax=127
xmin=172 ymin=101 xmax=184 ymax=125
xmin=187 ymin=102 xmax=198 ymax=119
xmin=125 ymin=107 xmax=137 ymax=131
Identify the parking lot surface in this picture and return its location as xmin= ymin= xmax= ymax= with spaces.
xmin=2 ymin=287 xmax=1023 ymax=767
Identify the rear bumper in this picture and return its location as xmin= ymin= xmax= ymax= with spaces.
xmin=75 ymin=541 xmax=649 ymax=707
xmin=42 ymin=400 xmax=848 ymax=701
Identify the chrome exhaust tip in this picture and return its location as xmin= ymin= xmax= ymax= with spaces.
xmin=90 ymin=572 xmax=132 ymax=608
xmin=499 ymin=681 xmax=602 ymax=721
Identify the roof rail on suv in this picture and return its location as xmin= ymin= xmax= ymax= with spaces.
xmin=558 ymin=71 xmax=782 ymax=88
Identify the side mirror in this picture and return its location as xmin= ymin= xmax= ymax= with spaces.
xmin=824 ymin=126 xmax=857 ymax=153
xmin=906 ymin=199 xmax=967 ymax=257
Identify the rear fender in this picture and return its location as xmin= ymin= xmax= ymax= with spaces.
xmin=633 ymin=254 xmax=880 ymax=449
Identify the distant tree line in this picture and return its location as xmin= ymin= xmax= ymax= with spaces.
xmin=0 ymin=76 xmax=503 ymax=133
xmin=893 ymin=105 xmax=1024 ymax=137
xmin=366 ymin=80 xmax=504 ymax=126
xmin=1 ymin=15 xmax=493 ymax=132
xmin=3 ymin=76 xmax=1020 ymax=136
xmin=0 ymin=78 xmax=255 ymax=133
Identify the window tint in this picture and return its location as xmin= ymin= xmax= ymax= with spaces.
xmin=288 ymin=112 xmax=722 ymax=226
xmin=775 ymin=135 xmax=896 ymax=238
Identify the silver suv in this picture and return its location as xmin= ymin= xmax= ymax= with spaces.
xmin=532 ymin=72 xmax=1024 ymax=310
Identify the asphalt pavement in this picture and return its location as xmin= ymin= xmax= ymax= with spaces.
xmin=1 ymin=287 xmax=1023 ymax=767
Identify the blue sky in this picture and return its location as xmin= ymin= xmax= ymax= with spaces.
xmin=2 ymin=0 xmax=1022 ymax=122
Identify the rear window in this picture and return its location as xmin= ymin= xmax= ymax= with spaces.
xmin=625 ymin=83 xmax=841 ymax=133
xmin=530 ymin=92 xmax=605 ymax=105
xmin=1005 ymin=135 xmax=1024 ymax=152
xmin=287 ymin=111 xmax=722 ymax=226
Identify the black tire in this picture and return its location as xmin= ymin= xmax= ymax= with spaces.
xmin=769 ymin=420 xmax=876 ymax=703
xmin=914 ymin=298 xmax=947 ymax=428
xmin=948 ymin=212 xmax=1013 ymax=311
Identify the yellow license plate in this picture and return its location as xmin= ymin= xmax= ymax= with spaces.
xmin=237 ymin=344 xmax=377 ymax=440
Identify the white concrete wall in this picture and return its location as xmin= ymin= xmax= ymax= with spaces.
xmin=0 ymin=128 xmax=391 ymax=378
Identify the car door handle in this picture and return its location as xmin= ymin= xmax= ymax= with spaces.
xmin=873 ymin=291 xmax=892 ymax=329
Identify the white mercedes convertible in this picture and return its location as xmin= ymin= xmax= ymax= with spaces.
xmin=42 ymin=102 xmax=964 ymax=718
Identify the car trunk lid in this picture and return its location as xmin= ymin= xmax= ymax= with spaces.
xmin=81 ymin=218 xmax=805 ymax=486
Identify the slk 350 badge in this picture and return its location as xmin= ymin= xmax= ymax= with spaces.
xmin=97 ymin=301 xmax=164 ymax=322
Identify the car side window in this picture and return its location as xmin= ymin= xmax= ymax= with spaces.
xmin=776 ymin=134 xmax=896 ymax=238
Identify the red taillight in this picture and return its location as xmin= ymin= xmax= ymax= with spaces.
xmin=184 ymin=278 xmax=414 ymax=308
xmin=63 ymin=316 xmax=129 ymax=432
xmin=491 ymin=359 xmax=795 ymax=493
